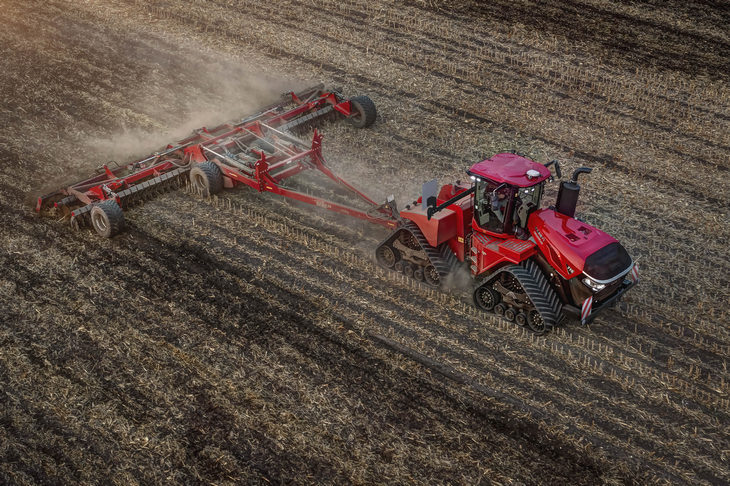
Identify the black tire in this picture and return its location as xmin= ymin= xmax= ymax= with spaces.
xmin=394 ymin=261 xmax=404 ymax=273
xmin=90 ymin=200 xmax=125 ymax=238
xmin=348 ymin=95 xmax=377 ymax=128
xmin=190 ymin=161 xmax=223 ymax=196
xmin=515 ymin=312 xmax=528 ymax=327
xmin=473 ymin=284 xmax=500 ymax=311
xmin=494 ymin=303 xmax=507 ymax=317
xmin=504 ymin=308 xmax=516 ymax=322
xmin=413 ymin=268 xmax=424 ymax=281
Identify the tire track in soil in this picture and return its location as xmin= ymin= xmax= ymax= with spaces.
xmin=210 ymin=194 xmax=728 ymax=422
xmin=136 ymin=195 xmax=724 ymax=483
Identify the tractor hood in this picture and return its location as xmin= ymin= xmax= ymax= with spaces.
xmin=527 ymin=209 xmax=632 ymax=281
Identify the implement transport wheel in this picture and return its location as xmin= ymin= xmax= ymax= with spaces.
xmin=190 ymin=161 xmax=223 ymax=196
xmin=473 ymin=284 xmax=499 ymax=311
xmin=348 ymin=95 xmax=377 ymax=128
xmin=90 ymin=200 xmax=125 ymax=238
xmin=376 ymin=245 xmax=398 ymax=268
xmin=528 ymin=309 xmax=547 ymax=335
xmin=424 ymin=265 xmax=440 ymax=286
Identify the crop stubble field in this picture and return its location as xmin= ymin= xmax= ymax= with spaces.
xmin=1 ymin=0 xmax=728 ymax=484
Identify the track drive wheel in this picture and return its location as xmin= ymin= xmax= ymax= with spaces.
xmin=348 ymin=95 xmax=377 ymax=128
xmin=90 ymin=200 xmax=125 ymax=238
xmin=473 ymin=284 xmax=500 ymax=311
xmin=190 ymin=161 xmax=223 ymax=196
xmin=376 ymin=244 xmax=398 ymax=268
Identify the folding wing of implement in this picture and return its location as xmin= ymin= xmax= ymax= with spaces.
xmin=35 ymin=85 xmax=397 ymax=237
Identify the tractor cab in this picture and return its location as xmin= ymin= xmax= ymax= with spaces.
xmin=468 ymin=153 xmax=552 ymax=238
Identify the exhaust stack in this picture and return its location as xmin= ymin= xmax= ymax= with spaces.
xmin=556 ymin=167 xmax=592 ymax=217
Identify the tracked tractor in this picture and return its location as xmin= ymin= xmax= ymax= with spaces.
xmin=375 ymin=153 xmax=638 ymax=333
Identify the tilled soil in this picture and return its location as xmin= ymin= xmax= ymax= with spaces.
xmin=1 ymin=0 xmax=728 ymax=484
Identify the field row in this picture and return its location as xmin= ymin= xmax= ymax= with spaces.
xmin=132 ymin=190 xmax=727 ymax=483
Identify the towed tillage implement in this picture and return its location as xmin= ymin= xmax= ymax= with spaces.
xmin=36 ymin=85 xmax=394 ymax=237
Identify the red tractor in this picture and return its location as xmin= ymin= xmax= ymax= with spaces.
xmin=375 ymin=153 xmax=638 ymax=333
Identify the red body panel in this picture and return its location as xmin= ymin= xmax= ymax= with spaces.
xmin=527 ymin=209 xmax=618 ymax=280
xmin=403 ymin=183 xmax=474 ymax=261
xmin=470 ymin=231 xmax=537 ymax=276
xmin=469 ymin=153 xmax=551 ymax=187
xmin=400 ymin=206 xmax=457 ymax=248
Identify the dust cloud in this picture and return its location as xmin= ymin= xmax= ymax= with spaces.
xmin=84 ymin=50 xmax=314 ymax=166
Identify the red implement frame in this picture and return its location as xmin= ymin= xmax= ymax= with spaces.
xmin=189 ymin=128 xmax=397 ymax=229
xmin=35 ymin=85 xmax=397 ymax=231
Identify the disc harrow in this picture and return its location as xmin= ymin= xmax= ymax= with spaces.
xmin=35 ymin=85 xmax=396 ymax=238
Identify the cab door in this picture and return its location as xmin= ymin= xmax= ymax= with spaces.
xmin=474 ymin=180 xmax=515 ymax=235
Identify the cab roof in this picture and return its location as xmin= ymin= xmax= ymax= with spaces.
xmin=468 ymin=153 xmax=551 ymax=187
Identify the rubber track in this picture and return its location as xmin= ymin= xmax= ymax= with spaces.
xmin=402 ymin=221 xmax=455 ymax=284
xmin=503 ymin=259 xmax=562 ymax=331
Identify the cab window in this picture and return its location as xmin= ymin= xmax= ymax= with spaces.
xmin=475 ymin=180 xmax=514 ymax=234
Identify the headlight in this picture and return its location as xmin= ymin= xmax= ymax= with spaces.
xmin=582 ymin=276 xmax=606 ymax=292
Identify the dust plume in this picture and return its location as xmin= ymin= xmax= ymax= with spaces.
xmin=84 ymin=54 xmax=313 ymax=165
